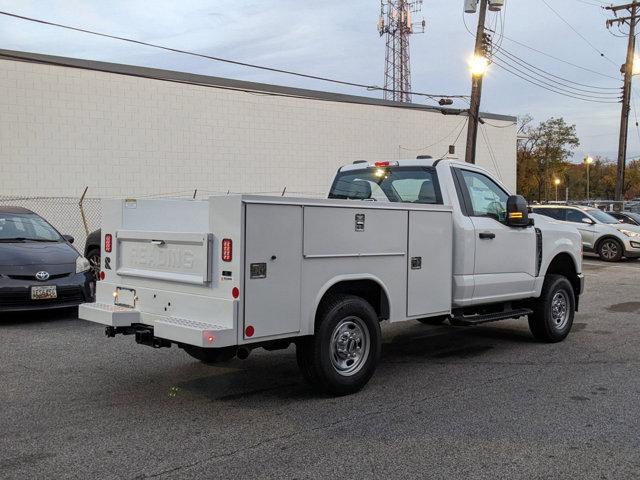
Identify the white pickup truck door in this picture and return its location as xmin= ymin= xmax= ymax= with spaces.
xmin=454 ymin=168 xmax=537 ymax=302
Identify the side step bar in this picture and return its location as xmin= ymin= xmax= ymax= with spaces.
xmin=449 ymin=308 xmax=533 ymax=326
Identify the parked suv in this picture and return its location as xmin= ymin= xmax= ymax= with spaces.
xmin=532 ymin=205 xmax=640 ymax=262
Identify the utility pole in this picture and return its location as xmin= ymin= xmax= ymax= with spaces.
xmin=465 ymin=0 xmax=489 ymax=164
xmin=606 ymin=2 xmax=640 ymax=201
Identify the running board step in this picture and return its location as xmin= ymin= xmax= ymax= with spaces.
xmin=449 ymin=308 xmax=533 ymax=326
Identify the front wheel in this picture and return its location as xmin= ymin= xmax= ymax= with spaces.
xmin=296 ymin=294 xmax=381 ymax=396
xmin=598 ymin=238 xmax=623 ymax=262
xmin=528 ymin=274 xmax=575 ymax=343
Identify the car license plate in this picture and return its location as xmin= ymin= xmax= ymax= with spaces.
xmin=31 ymin=285 xmax=57 ymax=300
xmin=115 ymin=287 xmax=136 ymax=308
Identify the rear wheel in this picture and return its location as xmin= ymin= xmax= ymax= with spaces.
xmin=296 ymin=294 xmax=381 ymax=396
xmin=182 ymin=345 xmax=236 ymax=365
xmin=598 ymin=238 xmax=623 ymax=262
xmin=86 ymin=248 xmax=101 ymax=281
xmin=528 ymin=274 xmax=575 ymax=343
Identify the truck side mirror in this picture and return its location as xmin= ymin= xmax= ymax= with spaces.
xmin=505 ymin=195 xmax=531 ymax=227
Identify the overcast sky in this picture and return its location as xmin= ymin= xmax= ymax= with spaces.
xmin=0 ymin=0 xmax=634 ymax=161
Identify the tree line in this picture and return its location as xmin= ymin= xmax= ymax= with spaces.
xmin=516 ymin=115 xmax=640 ymax=202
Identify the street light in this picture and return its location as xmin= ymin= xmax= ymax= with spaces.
xmin=554 ymin=178 xmax=561 ymax=202
xmin=585 ymin=156 xmax=594 ymax=201
xmin=468 ymin=54 xmax=489 ymax=77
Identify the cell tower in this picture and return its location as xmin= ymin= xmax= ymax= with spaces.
xmin=378 ymin=0 xmax=426 ymax=103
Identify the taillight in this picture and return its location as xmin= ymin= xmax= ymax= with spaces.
xmin=222 ymin=238 xmax=232 ymax=262
xmin=104 ymin=234 xmax=112 ymax=253
xmin=374 ymin=161 xmax=390 ymax=167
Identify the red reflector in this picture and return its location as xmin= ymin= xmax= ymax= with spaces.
xmin=222 ymin=238 xmax=233 ymax=262
xmin=232 ymin=287 xmax=240 ymax=299
xmin=374 ymin=161 xmax=390 ymax=167
xmin=104 ymin=234 xmax=112 ymax=253
xmin=99 ymin=271 xmax=105 ymax=281
xmin=245 ymin=325 xmax=255 ymax=337
xmin=202 ymin=331 xmax=216 ymax=344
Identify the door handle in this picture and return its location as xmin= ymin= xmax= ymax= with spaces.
xmin=479 ymin=232 xmax=496 ymax=240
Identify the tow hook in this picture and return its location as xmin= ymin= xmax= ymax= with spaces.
xmin=104 ymin=326 xmax=170 ymax=348
xmin=135 ymin=329 xmax=171 ymax=348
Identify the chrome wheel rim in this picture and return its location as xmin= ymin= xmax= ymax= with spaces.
xmin=330 ymin=316 xmax=370 ymax=377
xmin=551 ymin=290 xmax=570 ymax=330
xmin=89 ymin=254 xmax=101 ymax=280
xmin=601 ymin=241 xmax=618 ymax=260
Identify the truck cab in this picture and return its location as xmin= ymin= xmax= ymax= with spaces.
xmin=330 ymin=159 xmax=584 ymax=310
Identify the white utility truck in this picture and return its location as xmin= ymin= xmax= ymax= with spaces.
xmin=80 ymin=159 xmax=584 ymax=395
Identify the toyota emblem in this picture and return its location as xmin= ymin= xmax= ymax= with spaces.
xmin=35 ymin=271 xmax=50 ymax=281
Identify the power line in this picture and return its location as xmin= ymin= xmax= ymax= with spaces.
xmin=0 ymin=9 xmax=469 ymax=102
xmin=479 ymin=123 xmax=504 ymax=181
xmin=491 ymin=59 xmax=621 ymax=103
xmin=496 ymin=47 xmax=621 ymax=92
xmin=440 ymin=117 xmax=469 ymax=158
xmin=486 ymin=27 xmax=621 ymax=81
xmin=482 ymin=119 xmax=517 ymax=128
xmin=2 ymin=50 xmax=466 ymax=114
xmin=399 ymin=116 xmax=468 ymax=152
xmin=492 ymin=55 xmax=620 ymax=100
xmin=574 ymin=0 xmax=608 ymax=8
xmin=539 ymin=0 xmax=618 ymax=66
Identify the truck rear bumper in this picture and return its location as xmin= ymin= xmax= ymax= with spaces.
xmin=79 ymin=302 xmax=237 ymax=348
xmin=79 ymin=302 xmax=140 ymax=326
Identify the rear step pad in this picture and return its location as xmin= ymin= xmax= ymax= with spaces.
xmin=154 ymin=316 xmax=235 ymax=348
xmin=449 ymin=308 xmax=533 ymax=326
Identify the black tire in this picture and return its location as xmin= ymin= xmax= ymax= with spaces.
xmin=528 ymin=274 xmax=575 ymax=343
xmin=417 ymin=316 xmax=448 ymax=325
xmin=182 ymin=345 xmax=236 ymax=365
xmin=86 ymin=248 xmax=101 ymax=281
xmin=296 ymin=294 xmax=381 ymax=396
xmin=598 ymin=238 xmax=624 ymax=262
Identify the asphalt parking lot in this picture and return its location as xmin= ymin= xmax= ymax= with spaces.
xmin=2 ymin=257 xmax=640 ymax=480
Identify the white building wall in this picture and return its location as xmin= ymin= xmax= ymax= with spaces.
xmin=0 ymin=57 xmax=517 ymax=198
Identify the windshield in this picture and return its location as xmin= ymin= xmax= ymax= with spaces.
xmin=626 ymin=212 xmax=640 ymax=223
xmin=0 ymin=213 xmax=62 ymax=242
xmin=588 ymin=209 xmax=620 ymax=224
xmin=328 ymin=166 xmax=441 ymax=204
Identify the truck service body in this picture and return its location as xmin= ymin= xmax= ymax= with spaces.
xmin=80 ymin=159 xmax=584 ymax=395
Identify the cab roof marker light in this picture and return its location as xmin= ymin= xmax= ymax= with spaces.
xmin=372 ymin=161 xmax=399 ymax=168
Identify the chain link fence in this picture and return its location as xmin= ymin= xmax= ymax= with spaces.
xmin=0 ymin=194 xmax=101 ymax=253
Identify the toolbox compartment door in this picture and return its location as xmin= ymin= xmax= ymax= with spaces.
xmin=243 ymin=204 xmax=303 ymax=339
xmin=116 ymin=230 xmax=213 ymax=285
xmin=407 ymin=210 xmax=452 ymax=317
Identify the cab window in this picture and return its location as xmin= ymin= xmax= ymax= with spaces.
xmin=329 ymin=166 xmax=442 ymax=204
xmin=458 ymin=170 xmax=508 ymax=221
